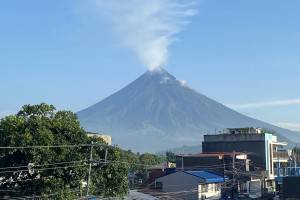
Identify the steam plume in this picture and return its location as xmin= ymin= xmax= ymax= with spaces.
xmin=93 ymin=0 xmax=198 ymax=70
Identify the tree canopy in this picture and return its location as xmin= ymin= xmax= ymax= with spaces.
xmin=166 ymin=151 xmax=177 ymax=163
xmin=120 ymin=151 xmax=164 ymax=181
xmin=0 ymin=103 xmax=129 ymax=199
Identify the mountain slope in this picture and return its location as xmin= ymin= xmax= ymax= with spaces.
xmin=77 ymin=69 xmax=298 ymax=152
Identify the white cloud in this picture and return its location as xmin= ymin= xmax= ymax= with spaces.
xmin=92 ymin=0 xmax=198 ymax=70
xmin=271 ymin=122 xmax=300 ymax=132
xmin=227 ymin=98 xmax=300 ymax=109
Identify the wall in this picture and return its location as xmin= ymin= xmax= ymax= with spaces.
xmin=204 ymin=134 xmax=266 ymax=142
xmin=202 ymin=140 xmax=266 ymax=171
xmin=199 ymin=183 xmax=221 ymax=199
xmin=155 ymin=171 xmax=201 ymax=199
xmin=283 ymin=176 xmax=300 ymax=199
xmin=176 ymin=156 xmax=223 ymax=173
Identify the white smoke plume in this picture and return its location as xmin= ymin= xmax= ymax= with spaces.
xmin=93 ymin=0 xmax=198 ymax=70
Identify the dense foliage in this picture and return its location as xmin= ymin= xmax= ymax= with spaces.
xmin=165 ymin=151 xmax=177 ymax=163
xmin=121 ymin=150 xmax=165 ymax=181
xmin=89 ymin=136 xmax=129 ymax=198
xmin=293 ymin=146 xmax=300 ymax=156
xmin=0 ymin=103 xmax=129 ymax=199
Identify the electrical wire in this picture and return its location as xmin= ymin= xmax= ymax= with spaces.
xmin=0 ymin=164 xmax=87 ymax=184
xmin=0 ymin=145 xmax=261 ymax=199
xmin=0 ymin=160 xmax=87 ymax=171
xmin=0 ymin=143 xmax=109 ymax=149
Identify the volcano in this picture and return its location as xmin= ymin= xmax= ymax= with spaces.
xmin=77 ymin=69 xmax=297 ymax=152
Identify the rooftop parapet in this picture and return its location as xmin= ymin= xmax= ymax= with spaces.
xmin=222 ymin=127 xmax=265 ymax=135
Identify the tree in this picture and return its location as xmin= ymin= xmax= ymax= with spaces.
xmin=0 ymin=103 xmax=129 ymax=199
xmin=293 ymin=146 xmax=300 ymax=163
xmin=121 ymin=149 xmax=140 ymax=173
xmin=139 ymin=153 xmax=164 ymax=167
xmin=138 ymin=153 xmax=164 ymax=180
xmin=166 ymin=151 xmax=177 ymax=163
xmin=293 ymin=146 xmax=300 ymax=155
xmin=120 ymin=151 xmax=165 ymax=182
xmin=87 ymin=136 xmax=129 ymax=198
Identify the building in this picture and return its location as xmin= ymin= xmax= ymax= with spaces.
xmin=176 ymin=152 xmax=249 ymax=173
xmin=155 ymin=170 xmax=227 ymax=200
xmin=282 ymin=176 xmax=300 ymax=199
xmin=128 ymin=172 xmax=141 ymax=188
xmin=202 ymin=127 xmax=290 ymax=194
xmin=147 ymin=162 xmax=176 ymax=184
xmin=176 ymin=152 xmax=254 ymax=196
xmin=223 ymin=127 xmax=265 ymax=135
xmin=274 ymin=158 xmax=300 ymax=195
xmin=87 ymin=132 xmax=112 ymax=145
xmin=203 ymin=128 xmax=288 ymax=179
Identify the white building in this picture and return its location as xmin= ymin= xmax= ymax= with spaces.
xmin=87 ymin=132 xmax=112 ymax=145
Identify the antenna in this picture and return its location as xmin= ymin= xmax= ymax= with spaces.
xmin=294 ymin=144 xmax=298 ymax=172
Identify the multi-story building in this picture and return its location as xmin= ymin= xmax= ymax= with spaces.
xmin=176 ymin=152 xmax=249 ymax=173
xmin=202 ymin=127 xmax=290 ymax=193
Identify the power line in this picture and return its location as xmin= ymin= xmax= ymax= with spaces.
xmin=0 ymin=164 xmax=87 ymax=183
xmin=0 ymin=160 xmax=87 ymax=171
xmin=4 ymin=188 xmax=85 ymax=200
xmin=0 ymin=143 xmax=109 ymax=149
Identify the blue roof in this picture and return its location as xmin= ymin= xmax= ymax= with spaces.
xmin=185 ymin=170 xmax=228 ymax=183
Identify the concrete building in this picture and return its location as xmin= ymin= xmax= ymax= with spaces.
xmin=274 ymin=163 xmax=300 ymax=195
xmin=223 ymin=127 xmax=265 ymax=135
xmin=202 ymin=127 xmax=290 ymax=197
xmin=282 ymin=176 xmax=300 ymax=199
xmin=155 ymin=170 xmax=227 ymax=200
xmin=202 ymin=127 xmax=290 ymax=194
xmin=87 ymin=132 xmax=112 ymax=145
xmin=147 ymin=162 xmax=176 ymax=184
xmin=176 ymin=152 xmax=249 ymax=173
xmin=128 ymin=172 xmax=141 ymax=188
xmin=176 ymin=152 xmax=255 ymax=197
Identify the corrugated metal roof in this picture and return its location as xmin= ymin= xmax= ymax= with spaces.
xmin=185 ymin=170 xmax=227 ymax=183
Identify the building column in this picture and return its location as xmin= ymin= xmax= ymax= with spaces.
xmin=277 ymin=161 xmax=280 ymax=177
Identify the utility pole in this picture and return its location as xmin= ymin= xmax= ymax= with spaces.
xmin=223 ymin=157 xmax=226 ymax=198
xmin=231 ymin=150 xmax=235 ymax=199
xmin=294 ymin=144 xmax=297 ymax=175
xmin=181 ymin=155 xmax=184 ymax=171
xmin=87 ymin=141 xmax=93 ymax=197
xmin=223 ymin=163 xmax=226 ymax=182
xmin=105 ymin=148 xmax=108 ymax=164
xmin=232 ymin=151 xmax=235 ymax=172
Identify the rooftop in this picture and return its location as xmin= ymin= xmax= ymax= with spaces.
xmin=185 ymin=170 xmax=228 ymax=183
xmin=223 ymin=127 xmax=265 ymax=135
xmin=204 ymin=133 xmax=275 ymax=142
xmin=178 ymin=152 xmax=247 ymax=157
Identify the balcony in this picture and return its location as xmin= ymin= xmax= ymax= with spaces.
xmin=275 ymin=167 xmax=300 ymax=177
xmin=273 ymin=150 xmax=290 ymax=161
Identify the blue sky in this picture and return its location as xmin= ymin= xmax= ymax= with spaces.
xmin=1 ymin=0 xmax=300 ymax=132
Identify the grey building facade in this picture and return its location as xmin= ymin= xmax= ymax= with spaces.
xmin=202 ymin=131 xmax=287 ymax=179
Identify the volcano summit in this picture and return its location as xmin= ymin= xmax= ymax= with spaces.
xmin=77 ymin=69 xmax=296 ymax=152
